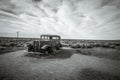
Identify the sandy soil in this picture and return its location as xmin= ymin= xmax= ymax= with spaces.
xmin=0 ymin=47 xmax=120 ymax=80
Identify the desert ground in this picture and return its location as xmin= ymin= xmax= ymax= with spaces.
xmin=0 ymin=47 xmax=120 ymax=80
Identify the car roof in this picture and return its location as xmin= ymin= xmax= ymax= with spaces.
xmin=41 ymin=34 xmax=60 ymax=37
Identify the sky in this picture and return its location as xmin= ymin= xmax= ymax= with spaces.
xmin=0 ymin=0 xmax=120 ymax=40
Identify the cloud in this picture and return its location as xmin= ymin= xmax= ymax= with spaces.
xmin=0 ymin=0 xmax=120 ymax=39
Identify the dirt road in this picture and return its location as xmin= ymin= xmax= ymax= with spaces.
xmin=0 ymin=48 xmax=120 ymax=80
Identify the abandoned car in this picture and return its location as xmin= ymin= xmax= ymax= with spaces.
xmin=28 ymin=35 xmax=62 ymax=54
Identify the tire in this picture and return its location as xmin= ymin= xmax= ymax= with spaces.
xmin=44 ymin=50 xmax=49 ymax=55
xmin=44 ymin=47 xmax=56 ymax=55
xmin=28 ymin=47 xmax=32 ymax=52
xmin=28 ymin=44 xmax=33 ymax=52
xmin=44 ymin=47 xmax=52 ymax=54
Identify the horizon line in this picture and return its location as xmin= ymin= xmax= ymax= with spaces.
xmin=0 ymin=36 xmax=120 ymax=41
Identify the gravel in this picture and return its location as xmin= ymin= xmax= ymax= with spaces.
xmin=0 ymin=48 xmax=120 ymax=80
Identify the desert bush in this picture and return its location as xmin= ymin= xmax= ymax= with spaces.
xmin=71 ymin=41 xmax=120 ymax=50
xmin=0 ymin=46 xmax=7 ymax=50
xmin=76 ymin=48 xmax=120 ymax=60
xmin=0 ymin=43 xmax=10 ymax=47
xmin=71 ymin=43 xmax=94 ymax=49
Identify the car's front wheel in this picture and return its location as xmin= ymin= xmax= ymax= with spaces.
xmin=44 ymin=47 xmax=52 ymax=54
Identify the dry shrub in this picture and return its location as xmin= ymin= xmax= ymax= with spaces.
xmin=76 ymin=48 xmax=120 ymax=60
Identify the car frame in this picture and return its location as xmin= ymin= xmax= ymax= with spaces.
xmin=28 ymin=34 xmax=62 ymax=54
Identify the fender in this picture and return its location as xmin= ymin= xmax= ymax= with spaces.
xmin=41 ymin=45 xmax=50 ymax=50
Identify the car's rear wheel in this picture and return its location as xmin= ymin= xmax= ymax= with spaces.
xmin=44 ymin=47 xmax=57 ymax=55
xmin=44 ymin=50 xmax=49 ymax=55
xmin=44 ymin=47 xmax=52 ymax=54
